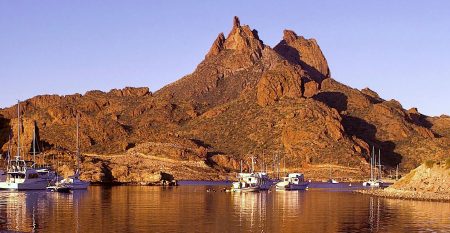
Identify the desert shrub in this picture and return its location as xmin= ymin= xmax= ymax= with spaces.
xmin=424 ymin=160 xmax=435 ymax=168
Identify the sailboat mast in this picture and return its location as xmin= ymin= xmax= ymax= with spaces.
xmin=378 ymin=149 xmax=382 ymax=180
xmin=7 ymin=131 xmax=12 ymax=166
xmin=250 ymin=155 xmax=255 ymax=173
xmin=370 ymin=146 xmax=374 ymax=181
xmin=76 ymin=114 xmax=81 ymax=174
xmin=33 ymin=122 xmax=36 ymax=163
xmin=17 ymin=100 xmax=20 ymax=159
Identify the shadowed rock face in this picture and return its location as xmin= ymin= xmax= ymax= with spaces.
xmin=0 ymin=17 xmax=449 ymax=182
xmin=274 ymin=30 xmax=330 ymax=82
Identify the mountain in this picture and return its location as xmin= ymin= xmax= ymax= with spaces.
xmin=1 ymin=17 xmax=449 ymax=183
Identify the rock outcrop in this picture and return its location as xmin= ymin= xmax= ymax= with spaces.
xmin=274 ymin=30 xmax=330 ymax=82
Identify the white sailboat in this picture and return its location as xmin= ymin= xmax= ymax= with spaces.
xmin=60 ymin=114 xmax=90 ymax=190
xmin=0 ymin=101 xmax=48 ymax=190
xmin=327 ymin=165 xmax=339 ymax=184
xmin=363 ymin=147 xmax=384 ymax=187
xmin=276 ymin=173 xmax=309 ymax=190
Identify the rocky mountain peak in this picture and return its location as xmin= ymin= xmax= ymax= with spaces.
xmin=205 ymin=16 xmax=264 ymax=60
xmin=275 ymin=29 xmax=330 ymax=82
xmin=233 ymin=16 xmax=240 ymax=28
xmin=283 ymin=29 xmax=299 ymax=43
xmin=205 ymin=33 xmax=226 ymax=58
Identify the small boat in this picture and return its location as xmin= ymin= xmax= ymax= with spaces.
xmin=276 ymin=173 xmax=309 ymax=191
xmin=47 ymin=183 xmax=71 ymax=193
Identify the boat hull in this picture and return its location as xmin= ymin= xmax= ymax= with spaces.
xmin=363 ymin=180 xmax=383 ymax=187
xmin=276 ymin=182 xmax=309 ymax=191
xmin=232 ymin=187 xmax=260 ymax=192
xmin=69 ymin=182 xmax=90 ymax=190
xmin=0 ymin=180 xmax=48 ymax=190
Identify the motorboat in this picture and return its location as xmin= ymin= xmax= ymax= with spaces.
xmin=47 ymin=182 xmax=71 ymax=193
xmin=231 ymin=173 xmax=261 ymax=192
xmin=276 ymin=173 xmax=309 ymax=190
xmin=0 ymin=159 xmax=49 ymax=190
xmin=60 ymin=173 xmax=90 ymax=190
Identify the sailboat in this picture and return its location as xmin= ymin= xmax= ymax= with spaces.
xmin=327 ymin=164 xmax=339 ymax=184
xmin=363 ymin=147 xmax=384 ymax=187
xmin=0 ymin=101 xmax=48 ymax=190
xmin=60 ymin=114 xmax=90 ymax=190
xmin=30 ymin=122 xmax=57 ymax=183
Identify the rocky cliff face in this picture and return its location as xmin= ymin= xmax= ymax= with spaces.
xmin=0 ymin=17 xmax=449 ymax=182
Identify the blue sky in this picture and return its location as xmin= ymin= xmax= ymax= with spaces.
xmin=0 ymin=1 xmax=449 ymax=116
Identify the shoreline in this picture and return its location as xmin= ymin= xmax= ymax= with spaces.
xmin=356 ymin=188 xmax=450 ymax=203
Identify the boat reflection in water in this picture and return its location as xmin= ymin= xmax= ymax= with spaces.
xmin=0 ymin=190 xmax=88 ymax=232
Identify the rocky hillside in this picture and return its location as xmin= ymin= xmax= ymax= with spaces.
xmin=389 ymin=159 xmax=450 ymax=193
xmin=359 ymin=159 xmax=450 ymax=201
xmin=1 ymin=17 xmax=449 ymax=182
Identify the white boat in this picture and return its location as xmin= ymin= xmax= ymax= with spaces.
xmin=231 ymin=173 xmax=261 ymax=192
xmin=0 ymin=101 xmax=48 ymax=190
xmin=363 ymin=147 xmax=384 ymax=187
xmin=0 ymin=159 xmax=49 ymax=190
xmin=60 ymin=114 xmax=90 ymax=190
xmin=60 ymin=173 xmax=90 ymax=190
xmin=47 ymin=182 xmax=71 ymax=193
xmin=276 ymin=173 xmax=309 ymax=190
xmin=328 ymin=179 xmax=339 ymax=184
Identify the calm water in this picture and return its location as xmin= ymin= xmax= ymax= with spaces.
xmin=0 ymin=183 xmax=449 ymax=233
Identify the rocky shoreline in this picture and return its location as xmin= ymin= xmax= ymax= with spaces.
xmin=356 ymin=188 xmax=450 ymax=202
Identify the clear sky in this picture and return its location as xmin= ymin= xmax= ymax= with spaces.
xmin=1 ymin=1 xmax=449 ymax=116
